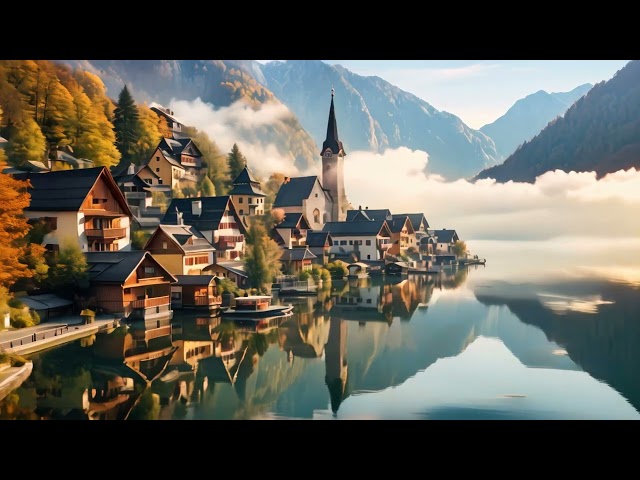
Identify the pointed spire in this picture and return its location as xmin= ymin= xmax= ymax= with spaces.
xmin=321 ymin=87 xmax=346 ymax=156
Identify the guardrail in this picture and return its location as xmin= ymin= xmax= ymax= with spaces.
xmin=0 ymin=325 xmax=70 ymax=351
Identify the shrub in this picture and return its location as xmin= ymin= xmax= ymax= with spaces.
xmin=320 ymin=268 xmax=331 ymax=282
xmin=298 ymin=270 xmax=311 ymax=281
xmin=10 ymin=307 xmax=36 ymax=328
xmin=326 ymin=262 xmax=347 ymax=279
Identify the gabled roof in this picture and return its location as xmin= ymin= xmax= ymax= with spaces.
xmin=229 ymin=166 xmax=266 ymax=196
xmin=395 ymin=213 xmax=430 ymax=230
xmin=275 ymin=212 xmax=311 ymax=230
xmin=174 ymin=275 xmax=218 ymax=286
xmin=273 ymin=176 xmax=322 ymax=208
xmin=150 ymin=103 xmax=185 ymax=127
xmin=306 ymin=231 xmax=332 ymax=248
xmin=280 ymin=247 xmax=317 ymax=262
xmin=431 ymin=229 xmax=459 ymax=243
xmin=389 ymin=216 xmax=415 ymax=234
xmin=231 ymin=165 xmax=259 ymax=186
xmin=322 ymin=220 xmax=391 ymax=237
xmin=86 ymin=251 xmax=177 ymax=284
xmin=346 ymin=209 xmax=391 ymax=222
xmin=25 ymin=166 xmax=131 ymax=215
xmin=147 ymin=224 xmax=215 ymax=254
xmin=346 ymin=210 xmax=372 ymax=222
xmin=159 ymin=137 xmax=203 ymax=158
xmin=213 ymin=261 xmax=247 ymax=278
xmin=162 ymin=196 xmax=246 ymax=234
xmin=321 ymin=93 xmax=346 ymax=156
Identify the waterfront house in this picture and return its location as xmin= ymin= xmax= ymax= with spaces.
xmin=111 ymin=162 xmax=165 ymax=231
xmin=273 ymin=212 xmax=311 ymax=248
xmin=171 ymin=275 xmax=221 ymax=310
xmin=280 ymin=247 xmax=317 ymax=274
xmin=429 ymin=229 xmax=460 ymax=254
xmin=204 ymin=261 xmax=249 ymax=288
xmin=305 ymin=231 xmax=333 ymax=265
xmin=142 ymin=137 xmax=206 ymax=192
xmin=273 ymin=176 xmax=333 ymax=231
xmin=395 ymin=213 xmax=430 ymax=237
xmin=228 ymin=165 xmax=266 ymax=224
xmin=143 ymin=224 xmax=216 ymax=275
xmin=162 ymin=196 xmax=246 ymax=260
xmin=387 ymin=215 xmax=416 ymax=256
xmin=23 ymin=167 xmax=132 ymax=254
xmin=86 ymin=250 xmax=177 ymax=321
xmin=322 ymin=220 xmax=392 ymax=261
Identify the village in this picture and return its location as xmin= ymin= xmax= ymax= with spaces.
xmin=0 ymin=91 xmax=477 ymax=333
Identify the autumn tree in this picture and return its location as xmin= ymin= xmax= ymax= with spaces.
xmin=113 ymin=85 xmax=141 ymax=163
xmin=263 ymin=172 xmax=286 ymax=210
xmin=243 ymin=219 xmax=282 ymax=293
xmin=227 ymin=143 xmax=246 ymax=186
xmin=452 ymin=240 xmax=468 ymax=257
xmin=182 ymin=126 xmax=228 ymax=194
xmin=132 ymin=104 xmax=164 ymax=165
xmin=46 ymin=239 xmax=89 ymax=297
xmin=200 ymin=175 xmax=215 ymax=197
xmin=4 ymin=116 xmax=46 ymax=165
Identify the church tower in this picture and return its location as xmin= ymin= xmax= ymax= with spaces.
xmin=321 ymin=89 xmax=348 ymax=222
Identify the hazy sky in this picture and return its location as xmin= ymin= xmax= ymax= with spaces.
xmin=261 ymin=60 xmax=629 ymax=129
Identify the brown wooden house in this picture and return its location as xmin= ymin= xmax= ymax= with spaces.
xmin=172 ymin=275 xmax=222 ymax=310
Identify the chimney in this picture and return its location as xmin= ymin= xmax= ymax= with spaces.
xmin=175 ymin=207 xmax=184 ymax=226
xmin=192 ymin=200 xmax=202 ymax=216
xmin=127 ymin=163 xmax=135 ymax=175
xmin=359 ymin=205 xmax=362 ymax=210
xmin=365 ymin=206 xmax=369 ymax=210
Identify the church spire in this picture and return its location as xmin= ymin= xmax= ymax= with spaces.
xmin=321 ymin=88 xmax=345 ymax=156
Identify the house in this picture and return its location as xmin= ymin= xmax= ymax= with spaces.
xmin=272 ymin=91 xmax=352 ymax=227
xmin=273 ymin=212 xmax=311 ymax=248
xmin=162 ymin=196 xmax=246 ymax=260
xmin=23 ymin=166 xmax=133 ymax=253
xmin=204 ymin=261 xmax=249 ymax=288
xmin=429 ymin=229 xmax=460 ymax=254
xmin=395 ymin=213 xmax=430 ymax=237
xmin=48 ymin=147 xmax=94 ymax=171
xmin=142 ymin=137 xmax=206 ymax=192
xmin=322 ymin=220 xmax=392 ymax=261
xmin=280 ymin=247 xmax=317 ymax=274
xmin=273 ymin=176 xmax=333 ymax=231
xmin=305 ymin=231 xmax=333 ymax=265
xmin=171 ymin=275 xmax=221 ymax=310
xmin=85 ymin=250 xmax=177 ymax=321
xmin=387 ymin=215 xmax=416 ymax=256
xmin=346 ymin=208 xmax=393 ymax=222
xmin=150 ymin=103 xmax=184 ymax=137
xmin=385 ymin=262 xmax=411 ymax=276
xmin=133 ymin=163 xmax=164 ymax=189
xmin=228 ymin=165 xmax=266 ymax=224
xmin=143 ymin=224 xmax=216 ymax=275
xmin=419 ymin=235 xmax=437 ymax=256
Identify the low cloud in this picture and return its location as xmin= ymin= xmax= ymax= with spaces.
xmin=169 ymin=98 xmax=303 ymax=178
xmin=344 ymin=148 xmax=640 ymax=241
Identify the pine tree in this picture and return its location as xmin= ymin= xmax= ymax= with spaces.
xmin=113 ymin=85 xmax=141 ymax=162
xmin=227 ymin=143 xmax=246 ymax=183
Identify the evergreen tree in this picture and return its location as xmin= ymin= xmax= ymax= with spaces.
xmin=200 ymin=175 xmax=216 ymax=197
xmin=46 ymin=239 xmax=89 ymax=296
xmin=113 ymin=85 xmax=141 ymax=162
xmin=227 ymin=143 xmax=246 ymax=183
xmin=243 ymin=219 xmax=282 ymax=293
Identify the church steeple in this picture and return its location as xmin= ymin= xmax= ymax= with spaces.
xmin=321 ymin=88 xmax=346 ymax=156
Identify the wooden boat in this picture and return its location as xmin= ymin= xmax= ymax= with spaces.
xmin=222 ymin=295 xmax=293 ymax=318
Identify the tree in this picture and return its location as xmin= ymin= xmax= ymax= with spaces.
xmin=200 ymin=175 xmax=215 ymax=197
xmin=0 ymin=164 xmax=35 ymax=288
xmin=452 ymin=240 xmax=468 ymax=257
xmin=132 ymin=104 xmax=164 ymax=165
xmin=263 ymin=172 xmax=286 ymax=209
xmin=227 ymin=143 xmax=246 ymax=185
xmin=152 ymin=191 xmax=168 ymax=211
xmin=5 ymin=116 xmax=46 ymax=165
xmin=244 ymin=219 xmax=282 ymax=293
xmin=113 ymin=85 xmax=141 ymax=163
xmin=182 ymin=126 xmax=228 ymax=194
xmin=46 ymin=239 xmax=89 ymax=296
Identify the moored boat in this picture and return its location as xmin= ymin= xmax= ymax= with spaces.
xmin=222 ymin=295 xmax=293 ymax=318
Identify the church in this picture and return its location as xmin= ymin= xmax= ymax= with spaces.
xmin=273 ymin=89 xmax=351 ymax=230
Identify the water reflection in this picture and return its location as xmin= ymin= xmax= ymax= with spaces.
xmin=3 ymin=263 xmax=640 ymax=420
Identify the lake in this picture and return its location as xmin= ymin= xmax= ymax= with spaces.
xmin=2 ymin=240 xmax=639 ymax=420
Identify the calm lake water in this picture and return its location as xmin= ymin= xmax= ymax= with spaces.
xmin=2 ymin=240 xmax=640 ymax=420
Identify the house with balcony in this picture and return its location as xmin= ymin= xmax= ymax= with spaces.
xmin=23 ymin=166 xmax=132 ymax=253
xmin=228 ymin=165 xmax=266 ymax=225
xmin=305 ymin=231 xmax=333 ymax=265
xmin=86 ymin=251 xmax=177 ymax=322
xmin=429 ymin=229 xmax=460 ymax=254
xmin=273 ymin=176 xmax=333 ymax=231
xmin=273 ymin=212 xmax=311 ymax=249
xmin=171 ymin=275 xmax=222 ymax=310
xmin=142 ymin=137 xmax=206 ymax=192
xmin=280 ymin=247 xmax=317 ymax=274
xmin=162 ymin=196 xmax=246 ymax=260
xmin=322 ymin=220 xmax=392 ymax=261
xmin=387 ymin=215 xmax=416 ymax=256
xmin=143 ymin=224 xmax=216 ymax=276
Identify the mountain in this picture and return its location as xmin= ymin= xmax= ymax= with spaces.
xmin=60 ymin=60 xmax=319 ymax=172
xmin=475 ymin=60 xmax=640 ymax=183
xmin=480 ymin=83 xmax=592 ymax=159
xmin=260 ymin=60 xmax=500 ymax=180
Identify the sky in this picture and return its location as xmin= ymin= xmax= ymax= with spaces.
xmin=260 ymin=60 xmax=629 ymax=129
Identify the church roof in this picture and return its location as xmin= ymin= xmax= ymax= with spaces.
xmin=321 ymin=92 xmax=346 ymax=156
xmin=273 ymin=176 xmax=321 ymax=208
xmin=275 ymin=212 xmax=311 ymax=230
xmin=229 ymin=166 xmax=266 ymax=196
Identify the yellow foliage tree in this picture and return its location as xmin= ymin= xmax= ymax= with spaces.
xmin=133 ymin=104 xmax=164 ymax=165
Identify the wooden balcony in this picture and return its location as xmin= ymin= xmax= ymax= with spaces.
xmin=85 ymin=227 xmax=126 ymax=240
xmin=194 ymin=295 xmax=222 ymax=306
xmin=130 ymin=296 xmax=170 ymax=309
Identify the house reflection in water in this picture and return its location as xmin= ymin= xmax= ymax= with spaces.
xmin=325 ymin=318 xmax=348 ymax=415
xmin=278 ymin=296 xmax=330 ymax=363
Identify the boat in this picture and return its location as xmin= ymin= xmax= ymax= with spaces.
xmin=221 ymin=295 xmax=294 ymax=318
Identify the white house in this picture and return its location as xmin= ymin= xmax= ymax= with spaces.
xmin=273 ymin=176 xmax=333 ymax=231
xmin=24 ymin=167 xmax=132 ymax=253
xmin=322 ymin=220 xmax=392 ymax=261
xmin=429 ymin=229 xmax=460 ymax=254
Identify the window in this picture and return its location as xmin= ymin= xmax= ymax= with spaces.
xmin=325 ymin=151 xmax=331 ymax=157
xmin=367 ymin=255 xmax=371 ymax=259
xmin=144 ymin=267 xmax=155 ymax=274
xmin=366 ymin=239 xmax=371 ymax=246
xmin=239 ymin=197 xmax=243 ymax=203
xmin=171 ymin=292 xmax=181 ymax=300
xmin=239 ymin=209 xmax=244 ymax=215
xmin=162 ymin=241 xmax=168 ymax=250
xmin=366 ymin=299 xmax=372 ymax=304
xmin=313 ymin=208 xmax=320 ymax=224
xmin=333 ymin=240 xmax=339 ymax=246
xmin=124 ymin=288 xmax=131 ymax=294
xmin=145 ymin=179 xmax=152 ymax=184
xmin=156 ymin=168 xmax=160 ymax=172
xmin=43 ymin=216 xmax=58 ymax=231
xmin=315 ymin=193 xmax=318 ymax=198
xmin=340 ymin=240 xmax=347 ymax=246
xmin=349 ymin=240 xmax=353 ymax=246
xmin=158 ymin=179 xmax=163 ymax=184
